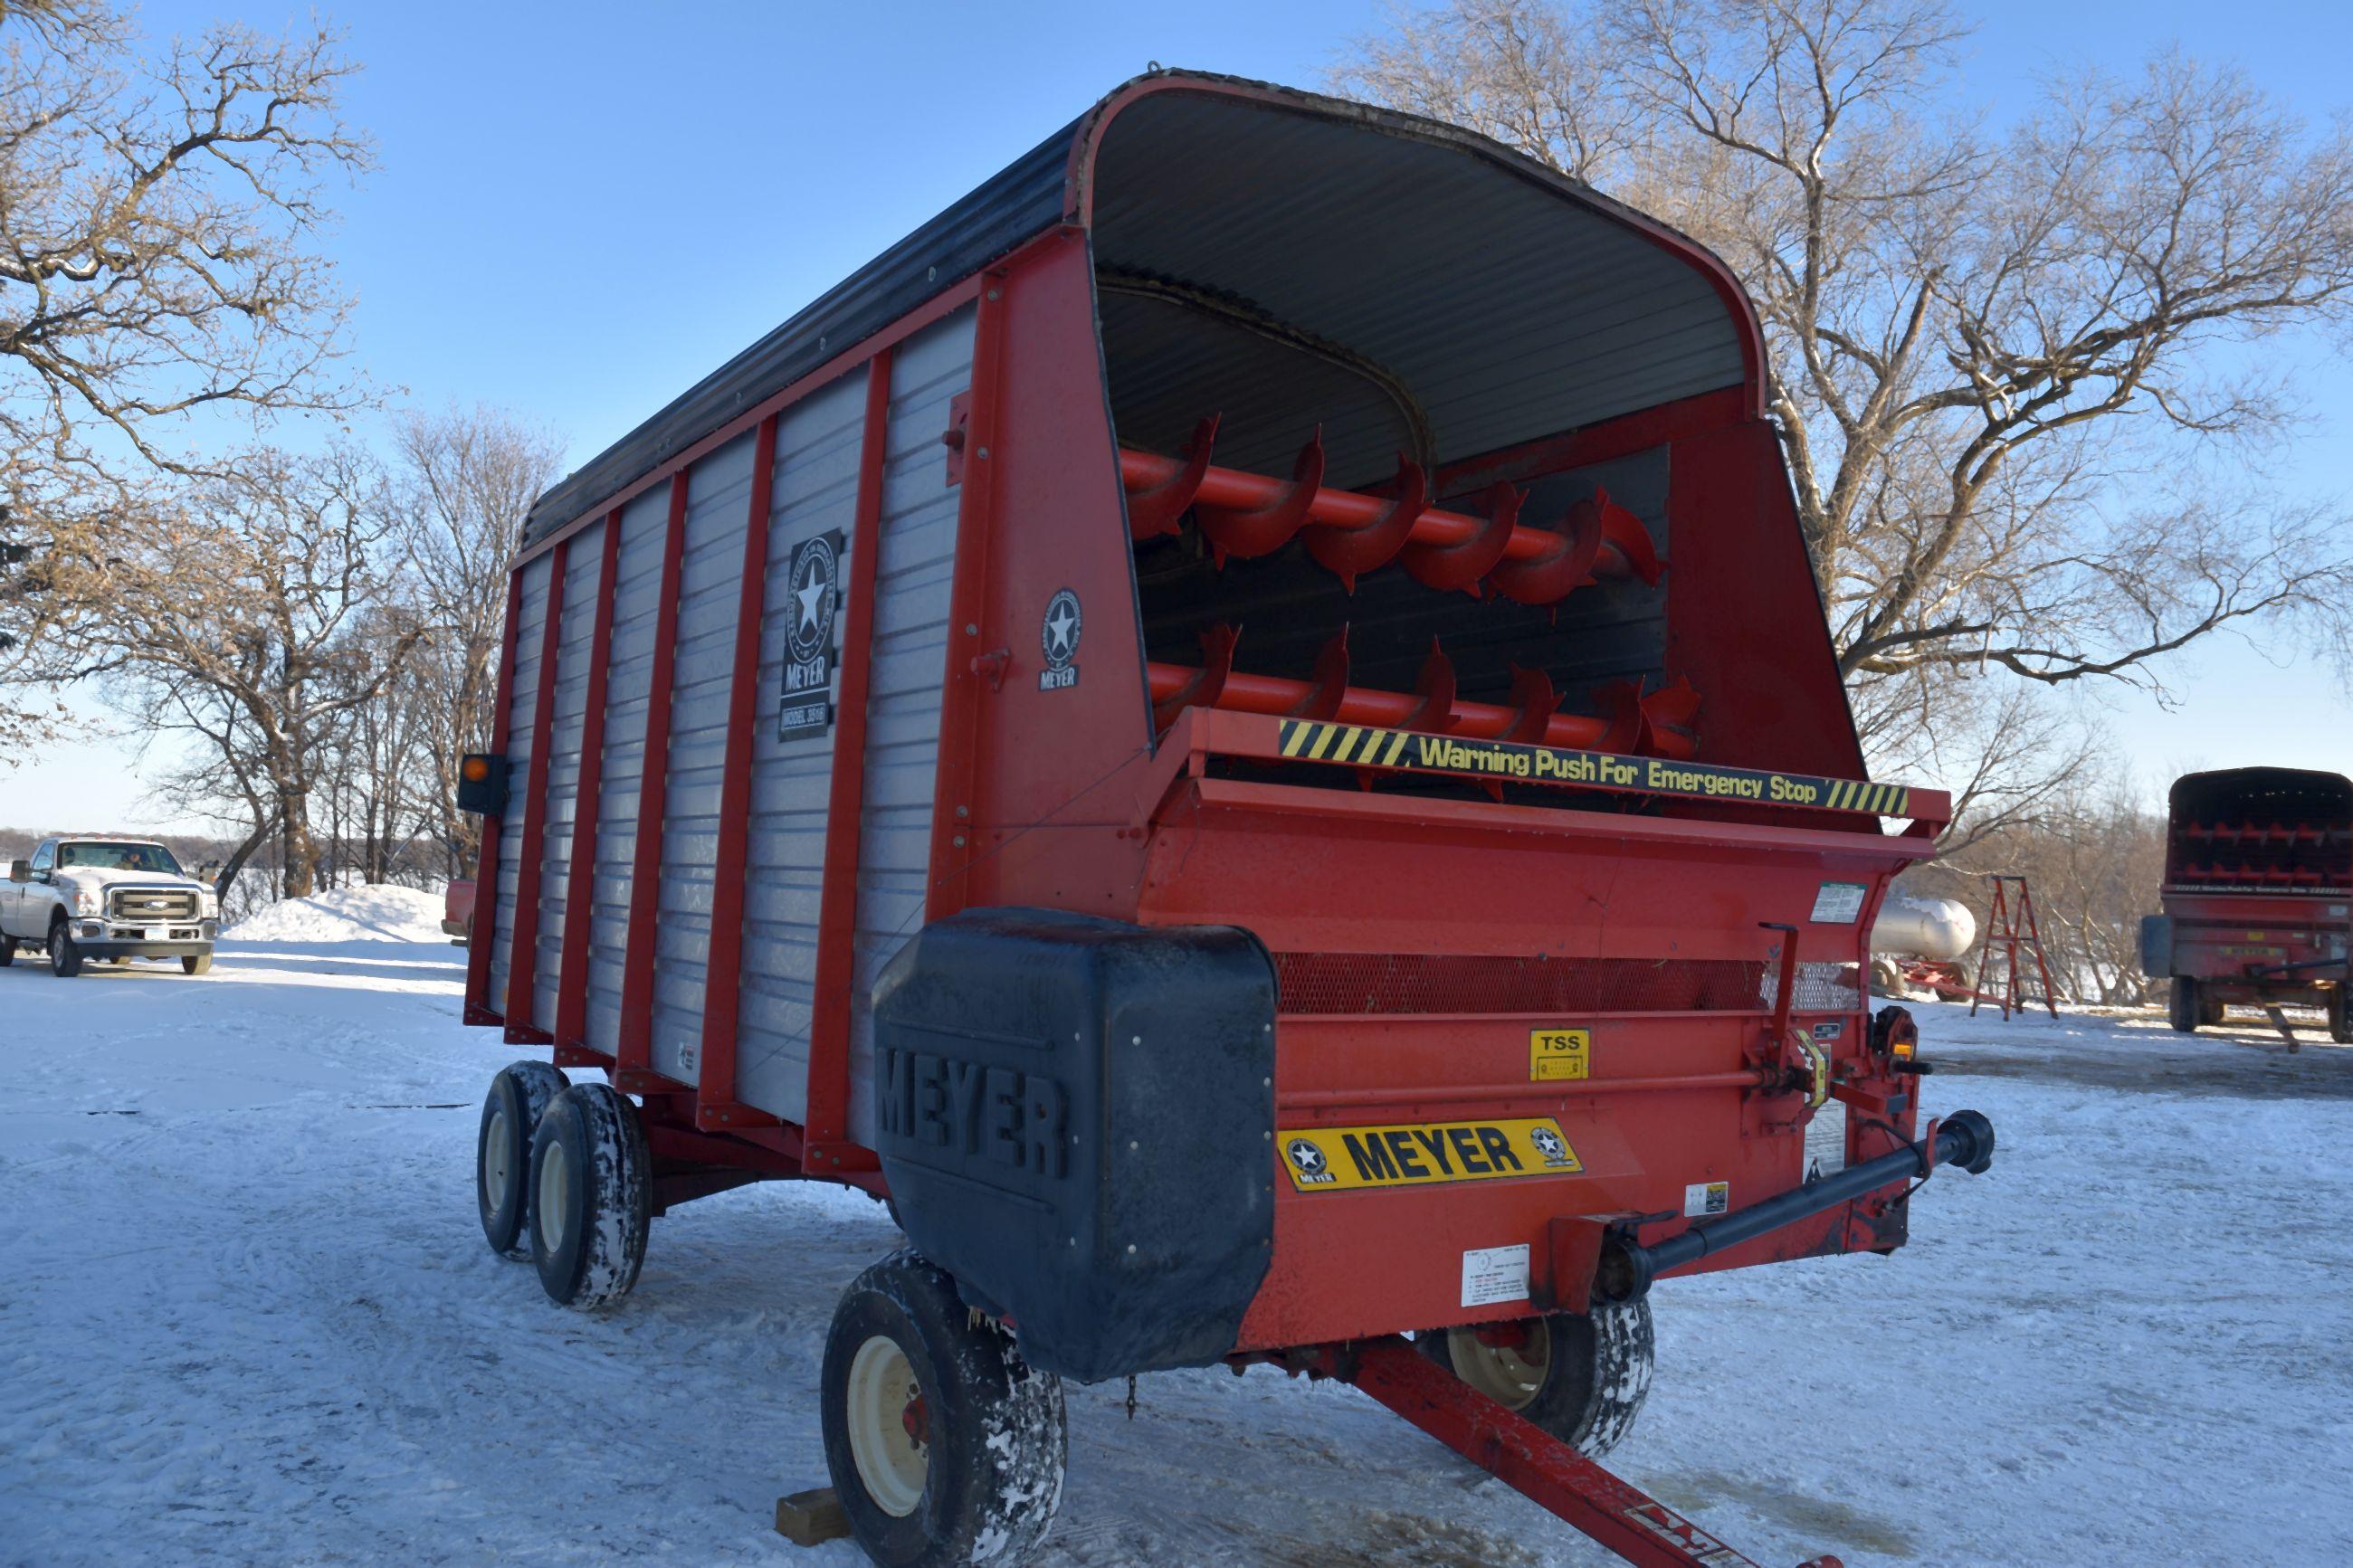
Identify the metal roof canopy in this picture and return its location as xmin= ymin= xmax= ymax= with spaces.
xmin=522 ymin=71 xmax=1765 ymax=549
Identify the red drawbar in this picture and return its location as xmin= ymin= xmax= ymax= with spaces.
xmin=697 ymin=413 xmax=784 ymax=1128
xmin=805 ymin=351 xmax=895 ymax=1166
xmin=552 ymin=511 xmax=623 ymax=1055
xmin=616 ymin=473 xmax=691 ymax=1087
xmin=462 ymin=570 xmax=525 ymax=1025
xmin=502 ymin=536 xmax=570 ymax=1040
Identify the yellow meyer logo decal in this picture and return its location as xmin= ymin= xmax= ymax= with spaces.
xmin=1280 ymin=1117 xmax=1582 ymax=1192
xmin=1273 ymin=720 xmax=1910 ymax=817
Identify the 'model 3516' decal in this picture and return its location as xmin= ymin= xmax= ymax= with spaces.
xmin=1281 ymin=1117 xmax=1581 ymax=1192
xmin=1273 ymin=719 xmax=1911 ymax=817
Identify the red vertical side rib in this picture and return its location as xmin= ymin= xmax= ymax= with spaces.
xmin=926 ymin=281 xmax=1008 ymax=919
xmin=551 ymin=511 xmax=623 ymax=1054
xmin=502 ymin=537 xmax=571 ymax=1040
xmin=805 ymin=351 xmax=894 ymax=1167
xmin=462 ymin=570 xmax=527 ymax=1026
xmin=698 ymin=413 xmax=783 ymax=1127
xmin=616 ymin=473 xmax=691 ymax=1088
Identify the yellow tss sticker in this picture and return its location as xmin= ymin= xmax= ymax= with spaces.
xmin=1529 ymin=1028 xmax=1590 ymax=1082
xmin=1280 ymin=1118 xmax=1582 ymax=1192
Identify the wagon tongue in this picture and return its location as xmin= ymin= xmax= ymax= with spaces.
xmin=1324 ymin=1336 xmax=1843 ymax=1568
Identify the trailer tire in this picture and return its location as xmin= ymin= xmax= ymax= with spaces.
xmin=2331 ymin=991 xmax=2353 ymax=1046
xmin=1420 ymin=1300 xmax=1654 ymax=1458
xmin=529 ymin=1082 xmax=650 ymax=1308
xmin=2168 ymin=978 xmax=2200 ymax=1033
xmin=822 ymin=1250 xmax=1066 ymax=1568
xmin=476 ymin=1061 xmax=572 ymax=1258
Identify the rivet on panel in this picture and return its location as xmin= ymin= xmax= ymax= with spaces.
xmin=953 ymin=834 xmax=966 ymax=848
xmin=1126 ymin=1243 xmax=1136 ymax=1254
xmin=966 ymin=623 xmax=978 ymax=636
xmin=987 ymin=289 xmax=1001 ymax=301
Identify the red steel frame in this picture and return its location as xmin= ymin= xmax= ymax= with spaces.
xmin=697 ymin=413 xmax=783 ymax=1132
xmin=501 ymin=536 xmax=570 ymax=1041
xmin=804 ymin=350 xmax=895 ymax=1173
xmin=462 ymin=570 xmax=526 ymax=1025
xmin=614 ymin=473 xmax=691 ymax=1094
xmin=552 ymin=511 xmax=624 ymax=1054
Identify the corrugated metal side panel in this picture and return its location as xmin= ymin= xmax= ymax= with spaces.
xmin=486 ymin=553 xmax=553 ymax=1014
xmin=844 ymin=305 xmax=976 ymax=1145
xmin=582 ymin=488 xmax=672 ymax=1057
xmin=649 ymin=432 xmax=757 ymax=1087
xmin=732 ymin=373 xmax=870 ymax=1121
xmin=520 ymin=121 xmax=1073 ymax=549
xmin=531 ymin=534 xmax=602 ymax=1027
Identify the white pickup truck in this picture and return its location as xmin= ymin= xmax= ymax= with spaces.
xmin=2 ymin=836 xmax=219 ymax=977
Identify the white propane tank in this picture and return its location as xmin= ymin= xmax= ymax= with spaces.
xmin=1870 ymin=894 xmax=1977 ymax=961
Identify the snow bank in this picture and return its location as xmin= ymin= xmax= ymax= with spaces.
xmin=224 ymin=883 xmax=446 ymax=945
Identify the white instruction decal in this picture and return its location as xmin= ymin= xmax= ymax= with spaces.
xmin=1810 ymin=881 xmax=1867 ymax=923
xmin=1683 ymin=1181 xmax=1729 ymax=1218
xmin=1804 ymin=1100 xmax=1848 ymax=1182
xmin=1460 ymin=1244 xmax=1531 ymax=1307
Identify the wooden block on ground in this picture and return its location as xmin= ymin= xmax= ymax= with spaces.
xmin=776 ymin=1487 xmax=851 ymax=1547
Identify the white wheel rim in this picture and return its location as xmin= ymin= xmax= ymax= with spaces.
xmin=537 ymin=1140 xmax=568 ymax=1254
xmin=482 ymin=1107 xmax=512 ymax=1210
xmin=844 ymin=1334 xmax=929 ymax=1517
xmin=1448 ymin=1320 xmax=1551 ymax=1411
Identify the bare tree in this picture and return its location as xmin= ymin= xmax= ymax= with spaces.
xmin=101 ymin=446 xmax=424 ymax=898
xmin=387 ymin=406 xmax=566 ymax=876
xmin=0 ymin=1 xmax=371 ymax=753
xmin=1334 ymin=0 xmax=2353 ymax=791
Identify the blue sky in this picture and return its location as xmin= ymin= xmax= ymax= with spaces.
xmin=13 ymin=0 xmax=2353 ymax=831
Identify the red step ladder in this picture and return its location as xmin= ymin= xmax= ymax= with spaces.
xmin=1969 ymin=874 xmax=2059 ymax=1020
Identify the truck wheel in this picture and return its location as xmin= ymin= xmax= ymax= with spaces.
xmin=182 ymin=954 xmax=213 ymax=976
xmin=2168 ymin=979 xmax=2200 ymax=1033
xmin=822 ymin=1250 xmax=1066 ymax=1568
xmin=476 ymin=1061 xmax=572 ymax=1257
xmin=0 ymin=937 xmax=14 ymax=967
xmin=2331 ymin=991 xmax=2353 ymax=1046
xmin=47 ymin=921 xmax=82 ymax=978
xmin=529 ymin=1082 xmax=650 ymax=1308
xmin=1419 ymin=1300 xmax=1654 ymax=1457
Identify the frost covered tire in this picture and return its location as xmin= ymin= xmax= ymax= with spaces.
xmin=822 ymin=1249 xmax=1066 ymax=1568
xmin=1423 ymin=1300 xmax=1654 ymax=1457
xmin=529 ymin=1082 xmax=649 ymax=1308
xmin=2168 ymin=979 xmax=2200 ymax=1033
xmin=476 ymin=1061 xmax=572 ymax=1258
xmin=47 ymin=922 xmax=81 ymax=978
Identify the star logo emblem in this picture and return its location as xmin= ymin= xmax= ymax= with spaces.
xmin=1039 ymin=588 xmax=1082 ymax=670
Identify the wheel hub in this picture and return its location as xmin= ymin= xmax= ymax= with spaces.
xmin=1448 ymin=1318 xmax=1552 ymax=1411
xmin=536 ymin=1141 xmax=568 ymax=1255
xmin=845 ymin=1334 xmax=929 ymax=1517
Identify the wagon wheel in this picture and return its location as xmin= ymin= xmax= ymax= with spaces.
xmin=529 ymin=1082 xmax=651 ymax=1307
xmin=2331 ymin=990 xmax=2353 ymax=1046
xmin=2167 ymin=979 xmax=2201 ymax=1034
xmin=1416 ymin=1299 xmax=1654 ymax=1456
xmin=822 ymin=1249 xmax=1066 ymax=1568
xmin=475 ymin=1060 xmax=572 ymax=1258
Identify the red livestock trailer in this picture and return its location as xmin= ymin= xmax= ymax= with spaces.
xmin=2142 ymin=767 xmax=2353 ymax=1040
xmin=456 ymin=71 xmax=1996 ymax=1568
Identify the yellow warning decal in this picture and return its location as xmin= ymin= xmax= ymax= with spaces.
xmin=1279 ymin=1117 xmax=1582 ymax=1192
xmin=1529 ymin=1028 xmax=1590 ymax=1082
xmin=1274 ymin=719 xmax=1911 ymax=818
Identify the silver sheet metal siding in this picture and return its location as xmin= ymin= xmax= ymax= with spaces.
xmin=530 ymin=534 xmax=604 ymax=1027
xmin=648 ymin=432 xmax=758 ymax=1087
xmin=579 ymin=487 xmax=674 ymax=1058
xmin=1091 ymin=94 xmax=1746 ymax=491
xmin=732 ymin=373 xmax=870 ymax=1121
xmin=843 ymin=306 xmax=976 ymax=1145
xmin=486 ymin=552 xmax=553 ymax=1016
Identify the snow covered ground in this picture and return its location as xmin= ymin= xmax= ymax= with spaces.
xmin=5 ymin=898 xmax=2349 ymax=1566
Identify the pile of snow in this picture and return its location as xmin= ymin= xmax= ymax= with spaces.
xmin=224 ymin=883 xmax=447 ymax=945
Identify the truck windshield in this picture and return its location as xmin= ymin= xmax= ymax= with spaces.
xmin=57 ymin=842 xmax=182 ymax=874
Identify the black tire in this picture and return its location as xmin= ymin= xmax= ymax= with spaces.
xmin=47 ymin=921 xmax=81 ymax=978
xmin=2331 ymin=991 xmax=2352 ymax=1046
xmin=529 ymin=1082 xmax=650 ymax=1308
xmin=1416 ymin=1300 xmax=1654 ymax=1457
xmin=2168 ymin=978 xmax=2199 ymax=1033
xmin=476 ymin=1061 xmax=572 ymax=1258
xmin=822 ymin=1250 xmax=1066 ymax=1568
xmin=0 ymin=936 xmax=14 ymax=967
xmin=182 ymin=954 xmax=213 ymax=976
